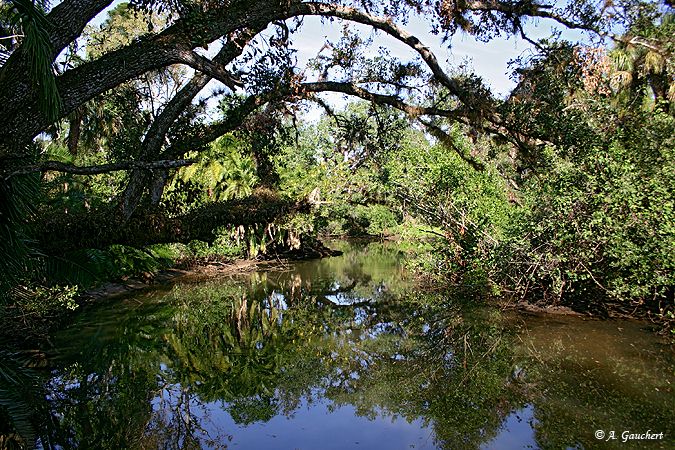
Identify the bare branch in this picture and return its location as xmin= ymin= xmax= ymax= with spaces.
xmin=3 ymin=159 xmax=198 ymax=180
xmin=161 ymin=93 xmax=272 ymax=159
xmin=178 ymin=50 xmax=244 ymax=90
xmin=46 ymin=0 xmax=115 ymax=60
xmin=301 ymin=81 xmax=464 ymax=120
xmin=462 ymin=0 xmax=596 ymax=33
xmin=157 ymin=79 xmax=470 ymax=165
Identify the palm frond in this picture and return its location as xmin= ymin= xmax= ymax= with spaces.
xmin=0 ymin=175 xmax=39 ymax=296
xmin=40 ymin=248 xmax=110 ymax=286
xmin=0 ymin=349 xmax=39 ymax=447
xmin=6 ymin=0 xmax=61 ymax=121
xmin=610 ymin=53 xmax=629 ymax=72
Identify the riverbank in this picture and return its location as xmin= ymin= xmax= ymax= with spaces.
xmin=0 ymin=258 xmax=267 ymax=347
xmin=83 ymin=237 xmax=345 ymax=300
xmin=82 ymin=259 xmax=272 ymax=302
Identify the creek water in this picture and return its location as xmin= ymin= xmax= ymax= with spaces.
xmin=33 ymin=241 xmax=673 ymax=449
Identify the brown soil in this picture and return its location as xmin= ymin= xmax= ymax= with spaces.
xmin=511 ymin=302 xmax=584 ymax=316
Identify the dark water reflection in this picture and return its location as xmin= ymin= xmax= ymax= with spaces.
xmin=27 ymin=241 xmax=675 ymax=449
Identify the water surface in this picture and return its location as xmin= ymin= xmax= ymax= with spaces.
xmin=31 ymin=241 xmax=675 ymax=448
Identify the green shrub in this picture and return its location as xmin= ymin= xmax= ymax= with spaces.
xmin=493 ymin=112 xmax=674 ymax=319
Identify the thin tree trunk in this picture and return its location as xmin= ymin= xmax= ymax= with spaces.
xmin=149 ymin=169 xmax=169 ymax=206
xmin=67 ymin=109 xmax=83 ymax=156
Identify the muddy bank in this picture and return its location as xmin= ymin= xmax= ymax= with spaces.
xmin=495 ymin=298 xmax=669 ymax=338
xmin=82 ymin=238 xmax=344 ymax=302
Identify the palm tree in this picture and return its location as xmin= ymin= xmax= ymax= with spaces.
xmin=221 ymin=152 xmax=258 ymax=200
xmin=0 ymin=0 xmax=59 ymax=295
xmin=609 ymin=12 xmax=674 ymax=113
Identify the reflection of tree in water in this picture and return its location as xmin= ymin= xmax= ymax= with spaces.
xmin=315 ymin=300 xmax=525 ymax=449
xmin=9 ymin=246 xmax=675 ymax=448
xmin=35 ymin=270 xmax=672 ymax=448
xmin=141 ymin=384 xmax=232 ymax=450
xmin=37 ymin=274 xmax=524 ymax=449
xmin=152 ymin=287 xmax=523 ymax=449
xmin=243 ymin=241 xmax=410 ymax=305
xmin=42 ymin=358 xmax=155 ymax=448
xmin=30 ymin=242 xmax=670 ymax=449
xmin=509 ymin=317 xmax=675 ymax=449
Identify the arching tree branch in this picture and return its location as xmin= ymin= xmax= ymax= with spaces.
xmin=0 ymin=0 xmax=624 ymax=163
xmin=300 ymin=81 xmax=464 ymax=120
xmin=178 ymin=50 xmax=243 ymax=90
xmin=290 ymin=2 xmax=468 ymax=102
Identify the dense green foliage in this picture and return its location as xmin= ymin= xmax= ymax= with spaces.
xmin=497 ymin=112 xmax=675 ymax=311
xmin=1 ymin=3 xmax=673 ymax=334
xmin=0 ymin=0 xmax=671 ymax=318
xmin=488 ymin=25 xmax=675 ymax=319
xmin=275 ymin=81 xmax=674 ymax=323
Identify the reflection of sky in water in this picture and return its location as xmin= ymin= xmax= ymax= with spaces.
xmin=151 ymin=384 xmax=439 ymax=450
xmin=324 ymin=281 xmax=392 ymax=306
xmin=147 ymin=381 xmax=545 ymax=449
xmin=216 ymin=401 xmax=436 ymax=450
xmin=481 ymin=405 xmax=539 ymax=450
xmin=142 ymin=345 xmax=546 ymax=450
